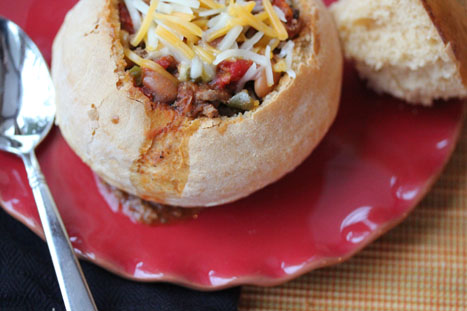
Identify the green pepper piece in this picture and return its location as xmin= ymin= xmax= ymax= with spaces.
xmin=226 ymin=91 xmax=255 ymax=111
xmin=129 ymin=65 xmax=142 ymax=86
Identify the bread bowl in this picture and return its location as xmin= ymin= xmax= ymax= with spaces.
xmin=331 ymin=0 xmax=467 ymax=105
xmin=52 ymin=0 xmax=342 ymax=207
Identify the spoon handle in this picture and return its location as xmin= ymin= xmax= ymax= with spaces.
xmin=21 ymin=151 xmax=98 ymax=311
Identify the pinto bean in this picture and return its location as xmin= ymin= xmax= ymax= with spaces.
xmin=254 ymin=69 xmax=281 ymax=99
xmin=142 ymin=68 xmax=178 ymax=103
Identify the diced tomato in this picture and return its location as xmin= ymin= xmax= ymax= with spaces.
xmin=155 ymin=56 xmax=176 ymax=70
xmin=119 ymin=3 xmax=134 ymax=34
xmin=213 ymin=59 xmax=253 ymax=89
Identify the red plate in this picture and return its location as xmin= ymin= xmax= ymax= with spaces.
xmin=0 ymin=0 xmax=464 ymax=290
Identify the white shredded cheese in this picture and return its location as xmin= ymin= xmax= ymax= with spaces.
xmin=162 ymin=0 xmax=200 ymax=8
xmin=279 ymin=40 xmax=294 ymax=58
xmin=214 ymin=49 xmax=268 ymax=66
xmin=203 ymin=63 xmax=216 ymax=80
xmin=146 ymin=24 xmax=159 ymax=50
xmin=157 ymin=2 xmax=174 ymax=14
xmin=206 ymin=12 xmax=229 ymax=30
xmin=198 ymin=8 xmax=223 ymax=17
xmin=218 ymin=25 xmax=243 ymax=51
xmin=252 ymin=2 xmax=263 ymax=12
xmin=236 ymin=63 xmax=259 ymax=92
xmin=132 ymin=0 xmax=150 ymax=15
xmin=190 ymin=56 xmax=203 ymax=79
xmin=286 ymin=69 xmax=296 ymax=79
xmin=123 ymin=0 xmax=142 ymax=31
xmin=264 ymin=45 xmax=274 ymax=86
xmin=171 ymin=4 xmax=193 ymax=14
xmin=273 ymin=5 xmax=287 ymax=22
xmin=240 ymin=31 xmax=264 ymax=50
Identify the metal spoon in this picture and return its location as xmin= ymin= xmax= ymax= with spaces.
xmin=0 ymin=17 xmax=97 ymax=311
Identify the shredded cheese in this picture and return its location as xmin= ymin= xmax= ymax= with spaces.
xmin=236 ymin=63 xmax=259 ymax=91
xmin=240 ymin=31 xmax=264 ymax=50
xmin=214 ymin=49 xmax=268 ymax=66
xmin=192 ymin=44 xmax=215 ymax=63
xmin=131 ymin=0 xmax=160 ymax=47
xmin=123 ymin=0 xmax=142 ymax=30
xmin=155 ymin=25 xmax=195 ymax=60
xmin=190 ymin=56 xmax=203 ymax=79
xmin=124 ymin=49 xmax=178 ymax=84
xmin=217 ymin=25 xmax=243 ymax=51
xmin=123 ymin=0 xmax=298 ymax=89
xmin=273 ymin=59 xmax=287 ymax=72
xmin=262 ymin=0 xmax=288 ymax=40
xmin=264 ymin=45 xmax=274 ymax=86
xmin=228 ymin=4 xmax=277 ymax=38
xmin=145 ymin=24 xmax=159 ymax=50
xmin=154 ymin=13 xmax=203 ymax=37
xmin=199 ymin=0 xmax=224 ymax=9
xmin=273 ymin=5 xmax=286 ymax=22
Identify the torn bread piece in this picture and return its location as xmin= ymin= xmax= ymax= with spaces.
xmin=331 ymin=0 xmax=467 ymax=105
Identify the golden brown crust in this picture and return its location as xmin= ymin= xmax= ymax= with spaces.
xmin=420 ymin=0 xmax=467 ymax=86
xmin=52 ymin=0 xmax=343 ymax=207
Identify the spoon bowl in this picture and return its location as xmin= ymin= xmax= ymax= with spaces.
xmin=0 ymin=17 xmax=55 ymax=153
xmin=0 ymin=17 xmax=97 ymax=311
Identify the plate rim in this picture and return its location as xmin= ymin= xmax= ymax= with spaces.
xmin=2 ymin=109 xmax=464 ymax=291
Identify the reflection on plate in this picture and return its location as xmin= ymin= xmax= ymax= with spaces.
xmin=0 ymin=0 xmax=464 ymax=290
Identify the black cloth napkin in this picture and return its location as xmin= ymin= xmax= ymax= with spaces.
xmin=0 ymin=209 xmax=240 ymax=311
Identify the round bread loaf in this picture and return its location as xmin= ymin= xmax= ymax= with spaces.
xmin=331 ymin=0 xmax=467 ymax=105
xmin=52 ymin=0 xmax=343 ymax=207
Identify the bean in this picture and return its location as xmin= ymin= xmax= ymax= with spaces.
xmin=254 ymin=69 xmax=281 ymax=98
xmin=142 ymin=68 xmax=178 ymax=103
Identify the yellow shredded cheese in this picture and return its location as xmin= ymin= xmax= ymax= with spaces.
xmin=228 ymin=4 xmax=277 ymax=38
xmin=269 ymin=38 xmax=280 ymax=51
xmin=193 ymin=18 xmax=209 ymax=28
xmin=206 ymin=23 xmax=235 ymax=41
xmin=123 ymin=0 xmax=297 ymax=85
xmin=157 ymin=19 xmax=199 ymax=43
xmin=124 ymin=49 xmax=178 ymax=84
xmin=155 ymin=26 xmax=195 ymax=60
xmin=262 ymin=0 xmax=288 ymax=40
xmin=199 ymin=0 xmax=224 ymax=9
xmin=192 ymin=45 xmax=215 ymax=63
xmin=255 ymin=11 xmax=269 ymax=22
xmin=154 ymin=14 xmax=203 ymax=37
xmin=201 ymin=43 xmax=220 ymax=55
xmin=131 ymin=0 xmax=160 ymax=47
xmin=273 ymin=59 xmax=287 ymax=72
xmin=172 ymin=12 xmax=195 ymax=21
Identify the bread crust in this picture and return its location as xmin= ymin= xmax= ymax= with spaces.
xmin=52 ymin=0 xmax=342 ymax=207
xmin=420 ymin=0 xmax=467 ymax=86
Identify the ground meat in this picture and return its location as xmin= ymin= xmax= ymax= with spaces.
xmin=172 ymin=82 xmax=196 ymax=116
xmin=196 ymin=85 xmax=231 ymax=102
xmin=285 ymin=15 xmax=303 ymax=39
xmin=193 ymin=103 xmax=220 ymax=118
xmin=96 ymin=178 xmax=202 ymax=225
xmin=173 ymin=82 xmax=234 ymax=118
xmin=119 ymin=2 xmax=134 ymax=34
xmin=272 ymin=0 xmax=303 ymax=38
